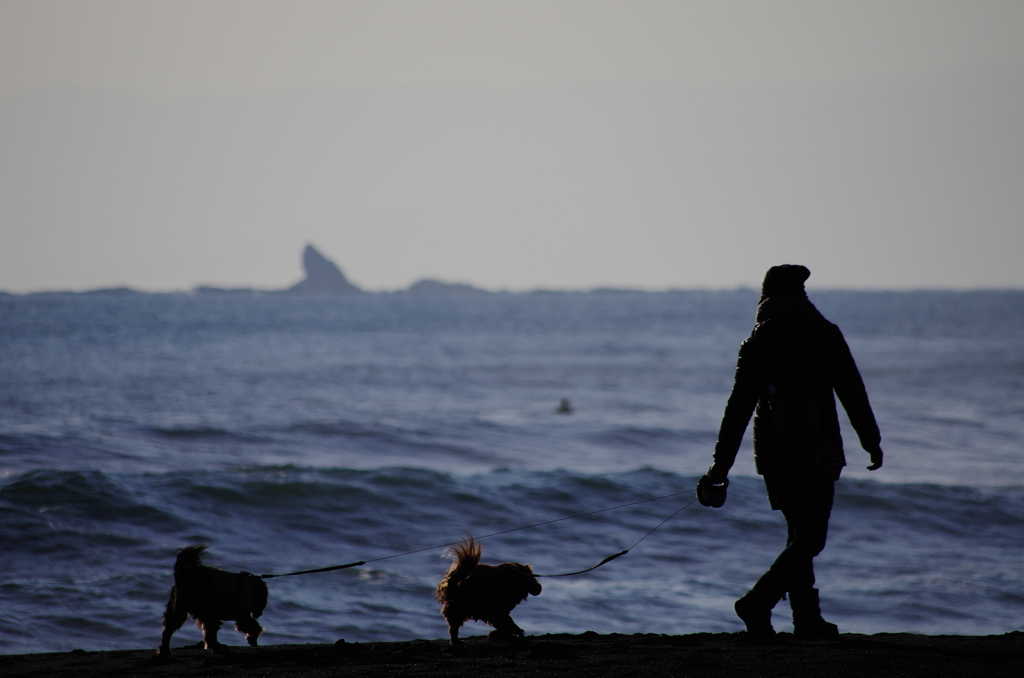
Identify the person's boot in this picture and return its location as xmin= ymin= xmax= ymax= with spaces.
xmin=789 ymin=588 xmax=839 ymax=639
xmin=734 ymin=588 xmax=780 ymax=638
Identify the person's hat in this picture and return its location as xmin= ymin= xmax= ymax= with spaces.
xmin=761 ymin=264 xmax=810 ymax=300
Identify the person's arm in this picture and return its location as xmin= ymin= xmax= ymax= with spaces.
xmin=708 ymin=338 xmax=760 ymax=482
xmin=831 ymin=327 xmax=884 ymax=470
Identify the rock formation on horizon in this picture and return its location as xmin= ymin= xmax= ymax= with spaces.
xmin=284 ymin=244 xmax=363 ymax=295
xmin=402 ymin=278 xmax=488 ymax=296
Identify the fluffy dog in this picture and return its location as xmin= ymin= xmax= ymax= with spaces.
xmin=435 ymin=538 xmax=542 ymax=644
xmin=157 ymin=544 xmax=268 ymax=656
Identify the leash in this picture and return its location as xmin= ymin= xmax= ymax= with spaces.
xmin=535 ymin=496 xmax=698 ymax=577
xmin=260 ymin=490 xmax=697 ymax=580
xmin=260 ymin=561 xmax=366 ymax=579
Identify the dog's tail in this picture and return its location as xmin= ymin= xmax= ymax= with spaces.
xmin=174 ymin=543 xmax=209 ymax=574
xmin=435 ymin=537 xmax=482 ymax=601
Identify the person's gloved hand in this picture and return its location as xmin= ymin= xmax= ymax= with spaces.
xmin=697 ymin=464 xmax=729 ymax=508
xmin=867 ymin=446 xmax=884 ymax=471
xmin=706 ymin=462 xmax=728 ymax=484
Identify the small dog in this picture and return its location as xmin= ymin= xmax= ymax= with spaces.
xmin=435 ymin=537 xmax=542 ymax=645
xmin=157 ymin=544 xmax=268 ymax=656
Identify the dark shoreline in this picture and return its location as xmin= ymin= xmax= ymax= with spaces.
xmin=2 ymin=632 xmax=1021 ymax=677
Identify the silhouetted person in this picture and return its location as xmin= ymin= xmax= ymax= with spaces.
xmin=702 ymin=265 xmax=883 ymax=638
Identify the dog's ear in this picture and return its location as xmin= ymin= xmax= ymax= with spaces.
xmin=512 ymin=564 xmax=542 ymax=595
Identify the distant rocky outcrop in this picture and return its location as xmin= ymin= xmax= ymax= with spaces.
xmin=402 ymin=279 xmax=489 ymax=296
xmin=77 ymin=287 xmax=145 ymax=296
xmin=283 ymin=244 xmax=363 ymax=295
xmin=193 ymin=286 xmax=263 ymax=296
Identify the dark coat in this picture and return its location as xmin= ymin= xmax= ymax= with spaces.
xmin=713 ymin=294 xmax=881 ymax=484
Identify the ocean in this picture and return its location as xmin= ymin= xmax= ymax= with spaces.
xmin=1 ymin=290 xmax=1022 ymax=654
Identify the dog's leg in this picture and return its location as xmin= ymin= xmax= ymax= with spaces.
xmin=198 ymin=618 xmax=226 ymax=653
xmin=444 ymin=614 xmax=465 ymax=645
xmin=487 ymin=614 xmax=525 ymax=640
xmin=235 ymin=616 xmax=263 ymax=647
xmin=157 ymin=589 xmax=187 ymax=656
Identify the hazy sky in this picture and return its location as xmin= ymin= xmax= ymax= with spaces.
xmin=2 ymin=1 xmax=1023 ymax=291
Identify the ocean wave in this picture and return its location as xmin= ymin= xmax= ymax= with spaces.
xmin=147 ymin=425 xmax=252 ymax=440
xmin=586 ymin=426 xmax=715 ymax=449
xmin=2 ymin=467 xmax=1023 ymax=653
xmin=0 ymin=469 xmax=183 ymax=528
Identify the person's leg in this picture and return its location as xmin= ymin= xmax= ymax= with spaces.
xmin=734 ymin=573 xmax=786 ymax=637
xmin=776 ymin=481 xmax=832 ymax=590
xmin=733 ymin=477 xmax=794 ymax=637
xmin=736 ymin=478 xmax=833 ymax=637
xmin=781 ymin=481 xmax=838 ymax=638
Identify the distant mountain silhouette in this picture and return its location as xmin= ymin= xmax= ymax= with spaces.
xmin=193 ymin=286 xmax=262 ymax=295
xmin=283 ymin=244 xmax=363 ymax=295
xmin=402 ymin=279 xmax=488 ymax=295
xmin=15 ymin=244 xmax=513 ymax=296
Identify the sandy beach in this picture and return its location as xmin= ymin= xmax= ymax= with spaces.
xmin=2 ymin=632 xmax=1021 ymax=678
